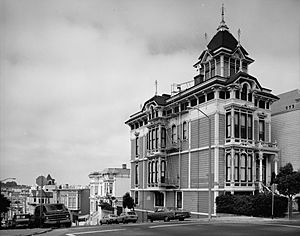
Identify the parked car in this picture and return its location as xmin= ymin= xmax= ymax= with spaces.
xmin=12 ymin=213 xmax=32 ymax=228
xmin=147 ymin=208 xmax=191 ymax=222
xmin=118 ymin=211 xmax=138 ymax=223
xmin=32 ymin=203 xmax=72 ymax=228
xmin=100 ymin=214 xmax=119 ymax=225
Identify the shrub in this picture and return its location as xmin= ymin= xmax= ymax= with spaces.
xmin=216 ymin=193 xmax=287 ymax=217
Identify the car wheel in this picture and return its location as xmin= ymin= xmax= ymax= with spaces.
xmin=164 ymin=216 xmax=169 ymax=222
xmin=100 ymin=221 xmax=102 ymax=225
xmin=65 ymin=222 xmax=72 ymax=228
xmin=150 ymin=219 xmax=153 ymax=223
xmin=179 ymin=218 xmax=184 ymax=221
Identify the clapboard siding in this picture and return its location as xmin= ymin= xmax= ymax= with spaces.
xmin=190 ymin=149 xmax=215 ymax=188
xmin=191 ymin=116 xmax=215 ymax=148
xmin=272 ymin=110 xmax=300 ymax=169
xmin=143 ymin=191 xmax=154 ymax=210
xmin=166 ymin=192 xmax=175 ymax=208
xmin=191 ymin=120 xmax=200 ymax=149
xmin=254 ymin=120 xmax=258 ymax=141
xmin=166 ymin=155 xmax=179 ymax=185
xmin=138 ymin=162 xmax=143 ymax=189
xmin=218 ymin=148 xmax=225 ymax=188
xmin=131 ymin=162 xmax=135 ymax=188
xmin=219 ymin=114 xmax=225 ymax=145
xmin=131 ymin=139 xmax=135 ymax=161
xmin=180 ymin=153 xmax=189 ymax=188
xmin=183 ymin=191 xmax=209 ymax=213
xmin=265 ymin=122 xmax=270 ymax=142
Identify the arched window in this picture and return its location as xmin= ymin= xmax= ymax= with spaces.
xmin=226 ymin=113 xmax=231 ymax=139
xmin=148 ymin=162 xmax=151 ymax=184
xmin=226 ymin=154 xmax=231 ymax=182
xmin=135 ymin=164 xmax=139 ymax=185
xmin=161 ymin=127 xmax=166 ymax=148
xmin=155 ymin=161 xmax=158 ymax=183
xmin=247 ymin=155 xmax=253 ymax=181
xmin=134 ymin=191 xmax=139 ymax=205
xmin=234 ymin=153 xmax=239 ymax=181
xmin=182 ymin=122 xmax=188 ymax=140
xmin=151 ymin=162 xmax=155 ymax=183
xmin=161 ymin=160 xmax=166 ymax=183
xmin=151 ymin=106 xmax=155 ymax=119
xmin=240 ymin=154 xmax=246 ymax=181
xmin=172 ymin=125 xmax=177 ymax=143
xmin=241 ymin=84 xmax=248 ymax=101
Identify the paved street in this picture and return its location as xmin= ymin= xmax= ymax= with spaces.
xmin=1 ymin=215 xmax=300 ymax=236
xmin=48 ymin=220 xmax=300 ymax=236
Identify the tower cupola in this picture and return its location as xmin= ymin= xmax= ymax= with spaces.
xmin=193 ymin=5 xmax=254 ymax=85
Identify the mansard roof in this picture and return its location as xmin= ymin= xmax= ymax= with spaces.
xmin=226 ymin=71 xmax=262 ymax=88
xmin=196 ymin=30 xmax=251 ymax=64
xmin=141 ymin=94 xmax=171 ymax=111
xmin=207 ymin=30 xmax=238 ymax=52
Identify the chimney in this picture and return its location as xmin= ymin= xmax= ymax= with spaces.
xmin=122 ymin=164 xmax=127 ymax=169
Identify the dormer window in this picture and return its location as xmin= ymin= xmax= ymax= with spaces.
xmin=241 ymin=84 xmax=247 ymax=101
xmin=151 ymin=106 xmax=155 ymax=119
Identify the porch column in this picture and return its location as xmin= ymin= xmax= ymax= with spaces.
xmin=158 ymin=157 xmax=161 ymax=184
xmin=231 ymin=148 xmax=235 ymax=194
xmin=231 ymin=108 xmax=234 ymax=142
xmin=259 ymin=151 xmax=264 ymax=192
xmin=158 ymin=125 xmax=162 ymax=151
xmin=274 ymin=154 xmax=279 ymax=175
xmin=220 ymin=55 xmax=224 ymax=77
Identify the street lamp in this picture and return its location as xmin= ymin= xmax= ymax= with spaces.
xmin=187 ymin=106 xmax=212 ymax=221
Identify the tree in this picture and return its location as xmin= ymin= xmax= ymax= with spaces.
xmin=274 ymin=163 xmax=300 ymax=219
xmin=0 ymin=194 xmax=11 ymax=227
xmin=122 ymin=192 xmax=135 ymax=210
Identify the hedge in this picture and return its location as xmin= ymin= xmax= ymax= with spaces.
xmin=216 ymin=193 xmax=288 ymax=217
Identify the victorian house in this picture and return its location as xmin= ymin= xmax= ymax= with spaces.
xmin=88 ymin=164 xmax=130 ymax=224
xmin=125 ymin=10 xmax=279 ymax=217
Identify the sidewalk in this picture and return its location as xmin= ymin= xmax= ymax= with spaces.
xmin=210 ymin=212 xmax=300 ymax=223
xmin=0 ymin=227 xmax=52 ymax=236
xmin=1 ymin=213 xmax=299 ymax=236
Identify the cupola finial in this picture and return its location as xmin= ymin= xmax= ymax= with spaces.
xmin=217 ymin=3 xmax=229 ymax=31
xmin=238 ymin=28 xmax=241 ymax=45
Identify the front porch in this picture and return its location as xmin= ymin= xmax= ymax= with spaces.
xmin=224 ymin=147 xmax=279 ymax=194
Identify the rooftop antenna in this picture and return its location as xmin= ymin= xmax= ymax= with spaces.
xmin=204 ymin=32 xmax=208 ymax=45
xmin=155 ymin=80 xmax=158 ymax=96
xmin=238 ymin=28 xmax=241 ymax=45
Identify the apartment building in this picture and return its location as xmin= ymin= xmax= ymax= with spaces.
xmin=125 ymin=11 xmax=279 ymax=217
xmin=271 ymin=89 xmax=300 ymax=171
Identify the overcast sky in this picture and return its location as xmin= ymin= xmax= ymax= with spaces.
xmin=1 ymin=0 xmax=299 ymax=186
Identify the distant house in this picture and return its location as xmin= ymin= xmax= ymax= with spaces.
xmin=88 ymin=164 xmax=130 ymax=223
xmin=1 ymin=184 xmax=30 ymax=219
xmin=28 ymin=174 xmax=56 ymax=214
xmin=271 ymin=89 xmax=300 ymax=170
xmin=27 ymin=188 xmax=54 ymax=214
xmin=53 ymin=185 xmax=90 ymax=222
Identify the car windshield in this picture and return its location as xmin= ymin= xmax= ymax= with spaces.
xmin=45 ymin=204 xmax=66 ymax=211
